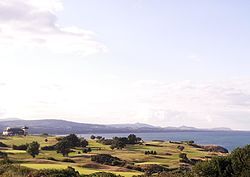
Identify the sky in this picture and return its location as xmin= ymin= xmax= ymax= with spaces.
xmin=0 ymin=0 xmax=250 ymax=130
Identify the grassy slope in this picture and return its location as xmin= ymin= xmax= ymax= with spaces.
xmin=0 ymin=135 xmax=222 ymax=176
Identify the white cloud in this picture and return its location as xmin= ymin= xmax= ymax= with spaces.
xmin=0 ymin=76 xmax=250 ymax=130
xmin=0 ymin=0 xmax=107 ymax=56
xmin=127 ymin=79 xmax=250 ymax=129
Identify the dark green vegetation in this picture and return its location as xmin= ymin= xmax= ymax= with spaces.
xmin=96 ymin=134 xmax=142 ymax=150
xmin=193 ymin=144 xmax=250 ymax=177
xmin=91 ymin=154 xmax=126 ymax=166
xmin=0 ymin=164 xmax=122 ymax=177
xmin=55 ymin=134 xmax=88 ymax=156
xmin=27 ymin=141 xmax=40 ymax=158
xmin=0 ymin=134 xmax=248 ymax=177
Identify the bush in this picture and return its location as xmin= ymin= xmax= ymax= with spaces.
xmin=193 ymin=144 xmax=250 ymax=177
xmin=230 ymin=144 xmax=250 ymax=176
xmin=0 ymin=151 xmax=7 ymax=159
xmin=177 ymin=145 xmax=185 ymax=151
xmin=0 ymin=142 xmax=8 ymax=148
xmin=125 ymin=164 xmax=144 ymax=172
xmin=0 ymin=164 xmax=33 ymax=177
xmin=85 ymin=172 xmax=122 ymax=177
xmin=62 ymin=158 xmax=75 ymax=163
xmin=33 ymin=166 xmax=81 ymax=177
xmin=96 ymin=136 xmax=103 ymax=140
xmin=41 ymin=145 xmax=56 ymax=151
xmin=143 ymin=164 xmax=169 ymax=175
xmin=56 ymin=137 xmax=63 ymax=141
xmin=12 ymin=144 xmax=28 ymax=150
xmin=83 ymin=147 xmax=92 ymax=153
xmin=91 ymin=154 xmax=125 ymax=166
xmin=46 ymin=157 xmax=58 ymax=161
xmin=144 ymin=150 xmax=157 ymax=155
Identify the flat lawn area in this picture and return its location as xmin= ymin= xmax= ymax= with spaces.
xmin=1 ymin=150 xmax=27 ymax=154
xmin=1 ymin=135 xmax=57 ymax=147
xmin=21 ymin=163 xmax=142 ymax=177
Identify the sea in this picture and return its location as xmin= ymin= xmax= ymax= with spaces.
xmin=78 ymin=131 xmax=250 ymax=151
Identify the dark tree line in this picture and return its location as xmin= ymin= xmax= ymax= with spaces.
xmin=96 ymin=134 xmax=142 ymax=150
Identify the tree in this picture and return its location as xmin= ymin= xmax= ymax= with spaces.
xmin=96 ymin=136 xmax=102 ymax=140
xmin=128 ymin=134 xmax=142 ymax=144
xmin=56 ymin=140 xmax=71 ymax=157
xmin=27 ymin=141 xmax=40 ymax=158
xmin=231 ymin=144 xmax=250 ymax=176
xmin=110 ymin=139 xmax=126 ymax=150
xmin=63 ymin=134 xmax=80 ymax=147
xmin=193 ymin=145 xmax=250 ymax=177
xmin=79 ymin=138 xmax=88 ymax=147
xmin=193 ymin=156 xmax=233 ymax=177
xmin=128 ymin=134 xmax=137 ymax=144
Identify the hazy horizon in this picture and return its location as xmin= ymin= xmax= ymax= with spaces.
xmin=1 ymin=0 xmax=250 ymax=130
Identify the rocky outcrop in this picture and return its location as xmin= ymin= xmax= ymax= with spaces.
xmin=201 ymin=145 xmax=229 ymax=153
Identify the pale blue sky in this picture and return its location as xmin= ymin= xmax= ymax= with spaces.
xmin=58 ymin=0 xmax=250 ymax=81
xmin=0 ymin=0 xmax=250 ymax=130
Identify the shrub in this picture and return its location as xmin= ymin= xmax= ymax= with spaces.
xmin=86 ymin=172 xmax=122 ymax=177
xmin=91 ymin=154 xmax=125 ymax=166
xmin=56 ymin=137 xmax=63 ymax=141
xmin=0 ymin=164 xmax=33 ymax=177
xmin=96 ymin=136 xmax=103 ymax=140
xmin=0 ymin=142 xmax=8 ymax=148
xmin=143 ymin=164 xmax=169 ymax=175
xmin=125 ymin=164 xmax=144 ymax=172
xmin=144 ymin=150 xmax=157 ymax=155
xmin=83 ymin=147 xmax=92 ymax=153
xmin=47 ymin=157 xmax=58 ymax=161
xmin=62 ymin=158 xmax=75 ymax=163
xmin=177 ymin=145 xmax=185 ymax=151
xmin=33 ymin=166 xmax=81 ymax=177
xmin=193 ymin=144 xmax=250 ymax=177
xmin=0 ymin=151 xmax=7 ymax=158
xmin=230 ymin=144 xmax=250 ymax=176
xmin=41 ymin=145 xmax=56 ymax=151
xmin=12 ymin=144 xmax=28 ymax=150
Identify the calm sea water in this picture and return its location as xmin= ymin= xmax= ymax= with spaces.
xmin=78 ymin=131 xmax=250 ymax=151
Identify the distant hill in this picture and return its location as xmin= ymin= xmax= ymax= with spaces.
xmin=0 ymin=119 xmax=232 ymax=135
xmin=0 ymin=118 xmax=23 ymax=122
xmin=210 ymin=127 xmax=233 ymax=131
xmin=109 ymin=122 xmax=156 ymax=129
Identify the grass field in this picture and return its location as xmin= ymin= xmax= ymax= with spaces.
xmin=0 ymin=135 xmax=224 ymax=176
